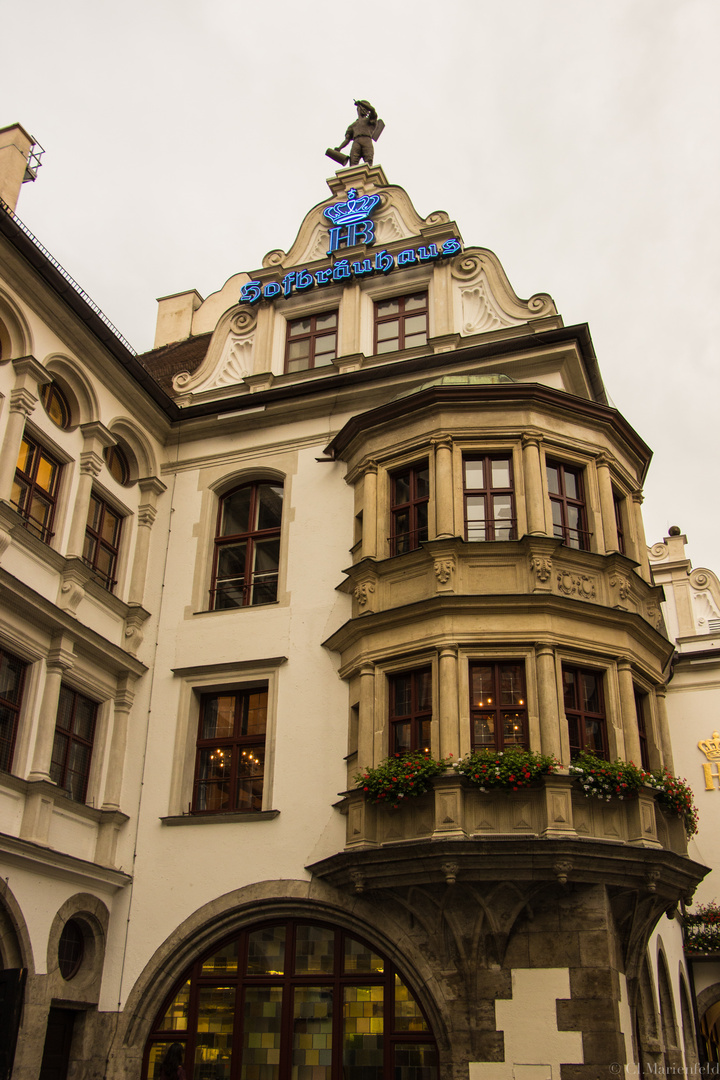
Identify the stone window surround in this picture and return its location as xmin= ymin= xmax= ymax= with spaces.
xmin=165 ymin=657 xmax=286 ymax=821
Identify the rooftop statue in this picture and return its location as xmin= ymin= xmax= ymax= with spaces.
xmin=326 ymin=100 xmax=384 ymax=168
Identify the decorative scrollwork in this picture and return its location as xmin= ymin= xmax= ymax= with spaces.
xmin=424 ymin=210 xmax=450 ymax=226
xmin=649 ymin=542 xmax=669 ymax=560
xmin=527 ymin=293 xmax=555 ymax=315
xmin=690 ymin=569 xmax=711 ymax=589
xmin=450 ymin=253 xmax=483 ymax=281
xmin=530 ymin=555 xmax=552 ymax=583
xmin=610 ymin=575 xmax=632 ymax=602
xmin=434 ymin=558 xmax=455 ymax=585
xmin=262 ymin=249 xmax=286 ymax=268
xmin=354 ymin=582 xmax=375 ymax=606
xmin=173 ymin=370 xmax=193 ymax=390
xmin=230 ymin=309 xmax=257 ymax=335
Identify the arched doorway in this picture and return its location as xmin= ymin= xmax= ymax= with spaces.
xmin=142 ymin=918 xmax=438 ymax=1080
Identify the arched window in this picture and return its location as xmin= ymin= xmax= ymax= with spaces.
xmin=104 ymin=444 xmax=131 ymax=486
xmin=40 ymin=381 xmax=72 ymax=429
xmin=143 ymin=919 xmax=438 ymax=1080
xmin=211 ymin=482 xmax=283 ymax=610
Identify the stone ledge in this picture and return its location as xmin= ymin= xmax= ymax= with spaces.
xmin=161 ymin=810 xmax=280 ymax=826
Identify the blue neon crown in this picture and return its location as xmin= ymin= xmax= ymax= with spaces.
xmin=323 ymin=188 xmax=381 ymax=227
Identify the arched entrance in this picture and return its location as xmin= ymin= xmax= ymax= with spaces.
xmin=142 ymin=917 xmax=438 ymax=1080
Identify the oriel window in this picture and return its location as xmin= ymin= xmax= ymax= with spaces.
xmin=563 ymin=667 xmax=607 ymax=758
xmin=464 ymin=455 xmax=516 ymax=541
xmin=11 ymin=435 xmax=61 ymax=542
xmin=389 ymin=669 xmax=432 ymax=755
xmin=469 ymin=662 xmax=527 ymax=751
xmin=374 ymin=293 xmax=428 ymax=354
xmin=211 ymin=482 xmax=283 ymax=609
xmin=390 ymin=462 xmax=429 ymax=556
xmin=193 ymin=688 xmax=267 ymax=813
xmin=547 ymin=461 xmax=589 ymax=550
xmin=285 ymin=311 xmax=338 ymax=372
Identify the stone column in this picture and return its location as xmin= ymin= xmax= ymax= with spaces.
xmin=66 ymin=422 xmax=116 ymax=557
xmin=361 ymin=462 xmax=378 ymax=560
xmin=617 ymin=659 xmax=642 ymax=765
xmin=433 ymin=437 xmax=454 ymax=539
xmin=338 ymin=283 xmax=361 ymax=357
xmin=0 ymin=357 xmax=50 ymax=501
xmin=536 ymin=644 xmax=562 ymax=759
xmin=438 ymin=646 xmax=459 ymax=760
xmin=27 ymin=635 xmax=75 ymax=782
xmin=101 ymin=677 xmax=135 ymax=810
xmin=358 ymin=663 xmax=375 ymax=769
xmin=631 ymin=489 xmax=652 ymax=583
xmin=655 ymin=685 xmax=674 ymax=773
xmin=128 ymin=476 xmax=167 ymax=605
xmin=522 ymin=434 xmax=547 ymax=536
xmin=596 ymin=453 xmax=619 ymax=553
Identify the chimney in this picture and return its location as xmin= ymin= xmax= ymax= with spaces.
xmin=0 ymin=123 xmax=43 ymax=213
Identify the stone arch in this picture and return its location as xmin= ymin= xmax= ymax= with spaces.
xmin=0 ymin=878 xmax=34 ymax=973
xmin=112 ymin=879 xmax=449 ymax=1079
xmin=656 ymin=943 xmax=682 ymax=1072
xmin=678 ymin=967 xmax=699 ymax=1069
xmin=209 ymin=465 xmax=286 ymax=499
xmin=106 ymin=417 xmax=159 ymax=482
xmin=43 ymin=354 xmax=99 ymax=425
xmin=695 ymin=980 xmax=720 ymax=1062
xmin=0 ymin=287 xmax=32 ymax=360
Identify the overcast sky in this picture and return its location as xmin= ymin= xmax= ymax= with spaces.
xmin=3 ymin=0 xmax=719 ymax=573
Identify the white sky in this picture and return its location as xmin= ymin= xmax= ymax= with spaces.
xmin=2 ymin=0 xmax=719 ymax=571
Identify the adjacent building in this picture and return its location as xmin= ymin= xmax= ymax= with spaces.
xmin=0 ymin=121 xmax=709 ymax=1080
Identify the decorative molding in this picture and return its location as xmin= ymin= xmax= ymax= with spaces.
xmin=353 ymin=582 xmax=375 ymax=607
xmin=610 ymin=575 xmax=632 ymax=602
xmin=530 ymin=555 xmax=552 ymax=584
xmin=556 ymin=570 xmax=596 ymax=600
xmin=434 ymin=557 xmax=455 ymax=586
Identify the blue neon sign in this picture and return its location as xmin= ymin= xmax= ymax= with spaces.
xmin=323 ymin=188 xmax=381 ymax=255
xmin=239 ymin=237 xmax=462 ymax=306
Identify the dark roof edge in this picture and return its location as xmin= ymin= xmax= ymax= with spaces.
xmin=0 ymin=203 xmax=182 ymax=419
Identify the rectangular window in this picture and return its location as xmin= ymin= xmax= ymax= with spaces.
xmin=613 ymin=490 xmax=626 ymax=555
xmin=634 ymin=688 xmax=650 ymax=770
xmin=374 ymin=293 xmax=428 ymax=354
xmin=562 ymin=667 xmax=607 ymax=758
xmin=11 ymin=434 xmax=61 ymax=542
xmin=285 ymin=311 xmax=338 ymax=373
xmin=390 ymin=462 xmax=429 ymax=556
xmin=50 ymin=686 xmax=98 ymax=802
xmin=546 ymin=460 xmax=589 ymax=550
xmin=469 ymin=662 xmax=527 ymax=750
xmin=464 ymin=456 xmax=516 ymax=541
xmin=0 ymin=648 xmax=27 ymax=773
xmin=83 ymin=492 xmax=122 ymax=592
xmin=193 ymin=687 xmax=267 ymax=813
xmin=389 ymin=669 xmax=432 ymax=755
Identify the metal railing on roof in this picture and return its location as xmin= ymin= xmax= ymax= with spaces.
xmin=0 ymin=197 xmax=137 ymax=356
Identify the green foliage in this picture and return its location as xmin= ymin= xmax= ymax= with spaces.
xmin=355 ymin=752 xmax=448 ymax=809
xmin=569 ymin=751 xmax=699 ymax=837
xmin=453 ymin=747 xmax=557 ymax=790
xmin=684 ymin=901 xmax=720 ymax=953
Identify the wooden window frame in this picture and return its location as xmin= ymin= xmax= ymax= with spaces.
xmin=210 ymin=481 xmax=283 ymax=610
xmin=613 ymin=489 xmax=626 ymax=555
xmin=83 ymin=491 xmax=123 ymax=592
xmin=634 ymin=687 xmax=650 ymax=770
xmin=469 ymin=661 xmax=528 ymax=751
xmin=49 ymin=686 xmax=98 ymax=803
xmin=547 ymin=460 xmax=590 ymax=550
xmin=373 ymin=292 xmax=428 ymax=354
xmin=0 ymin=648 xmax=27 ymax=774
xmin=40 ymin=381 xmax=71 ymax=430
xmin=388 ymin=668 xmax=432 ymax=755
xmin=284 ymin=311 xmax=338 ymax=373
xmin=11 ymin=433 xmax=62 ymax=543
xmin=463 ymin=454 xmax=516 ymax=541
xmin=562 ymin=666 xmax=608 ymax=759
xmin=105 ymin=444 xmax=130 ymax=485
xmin=389 ymin=461 xmax=429 ymax=556
xmin=192 ymin=687 xmax=268 ymax=814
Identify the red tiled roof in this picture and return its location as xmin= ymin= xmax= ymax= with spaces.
xmin=136 ymin=333 xmax=212 ymax=394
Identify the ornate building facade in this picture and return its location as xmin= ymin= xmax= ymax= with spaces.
xmin=0 ymin=122 xmax=708 ymax=1079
